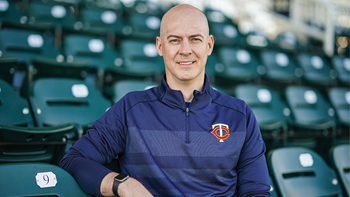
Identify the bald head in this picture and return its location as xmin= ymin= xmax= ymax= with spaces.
xmin=160 ymin=4 xmax=209 ymax=39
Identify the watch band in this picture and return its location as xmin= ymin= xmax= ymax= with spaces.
xmin=113 ymin=179 xmax=120 ymax=197
xmin=113 ymin=173 xmax=129 ymax=197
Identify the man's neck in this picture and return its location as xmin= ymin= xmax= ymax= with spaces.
xmin=166 ymin=74 xmax=205 ymax=103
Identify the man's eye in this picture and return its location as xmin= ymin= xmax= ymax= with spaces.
xmin=170 ymin=39 xmax=179 ymax=43
xmin=192 ymin=38 xmax=201 ymax=42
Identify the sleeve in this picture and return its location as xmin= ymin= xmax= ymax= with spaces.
xmin=236 ymin=104 xmax=271 ymax=197
xmin=60 ymin=98 xmax=128 ymax=196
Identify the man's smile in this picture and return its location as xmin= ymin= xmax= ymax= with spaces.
xmin=177 ymin=61 xmax=196 ymax=65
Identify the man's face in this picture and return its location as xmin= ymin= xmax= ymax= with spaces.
xmin=156 ymin=8 xmax=214 ymax=83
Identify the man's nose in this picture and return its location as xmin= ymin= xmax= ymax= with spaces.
xmin=179 ymin=40 xmax=192 ymax=55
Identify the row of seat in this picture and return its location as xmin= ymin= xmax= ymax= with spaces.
xmin=0 ymin=27 xmax=348 ymax=99
xmin=0 ymin=145 xmax=348 ymax=197
xmin=0 ymin=0 xmax=166 ymax=40
xmin=2 ymin=0 xmax=339 ymax=56
xmin=0 ymin=0 xmax=291 ymax=48
xmin=1 ymin=76 xmax=348 ymax=163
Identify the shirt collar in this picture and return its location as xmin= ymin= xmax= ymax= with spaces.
xmin=157 ymin=74 xmax=213 ymax=110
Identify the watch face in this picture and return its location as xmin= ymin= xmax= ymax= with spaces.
xmin=115 ymin=173 xmax=129 ymax=182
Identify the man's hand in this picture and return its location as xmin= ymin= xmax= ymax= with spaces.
xmin=118 ymin=176 xmax=153 ymax=197
xmin=100 ymin=172 xmax=153 ymax=197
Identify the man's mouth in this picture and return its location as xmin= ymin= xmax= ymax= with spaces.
xmin=178 ymin=61 xmax=195 ymax=65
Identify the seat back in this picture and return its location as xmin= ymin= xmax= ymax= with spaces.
xmin=0 ymin=123 xmax=81 ymax=164
xmin=205 ymin=52 xmax=221 ymax=80
xmin=80 ymin=7 xmax=125 ymax=35
xmin=243 ymin=30 xmax=271 ymax=49
xmin=297 ymin=53 xmax=335 ymax=85
xmin=0 ymin=78 xmax=34 ymax=126
xmin=331 ymin=144 xmax=350 ymax=197
xmin=332 ymin=56 xmax=350 ymax=85
xmin=0 ymin=57 xmax=28 ymax=95
xmin=275 ymin=32 xmax=301 ymax=52
xmin=235 ymin=84 xmax=290 ymax=131
xmin=31 ymin=78 xmax=111 ymax=128
xmin=0 ymin=0 xmax=27 ymax=28
xmin=27 ymin=1 xmax=76 ymax=30
xmin=285 ymin=86 xmax=336 ymax=130
xmin=121 ymin=39 xmax=163 ymax=76
xmin=217 ymin=47 xmax=259 ymax=82
xmin=64 ymin=34 xmax=118 ymax=69
xmin=329 ymin=87 xmax=350 ymax=127
xmin=268 ymin=147 xmax=342 ymax=197
xmin=128 ymin=13 xmax=160 ymax=39
xmin=113 ymin=80 xmax=158 ymax=103
xmin=205 ymin=9 xmax=241 ymax=47
xmin=0 ymin=28 xmax=61 ymax=62
xmin=260 ymin=50 xmax=299 ymax=83
xmin=0 ymin=163 xmax=92 ymax=196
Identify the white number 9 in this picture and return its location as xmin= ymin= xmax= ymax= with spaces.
xmin=36 ymin=172 xmax=57 ymax=188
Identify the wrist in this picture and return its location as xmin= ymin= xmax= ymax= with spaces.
xmin=113 ymin=173 xmax=129 ymax=196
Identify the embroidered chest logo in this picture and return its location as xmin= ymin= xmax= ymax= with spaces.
xmin=211 ymin=123 xmax=230 ymax=142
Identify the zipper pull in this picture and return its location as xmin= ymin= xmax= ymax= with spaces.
xmin=186 ymin=107 xmax=189 ymax=117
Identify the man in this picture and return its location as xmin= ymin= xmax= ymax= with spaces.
xmin=60 ymin=4 xmax=271 ymax=197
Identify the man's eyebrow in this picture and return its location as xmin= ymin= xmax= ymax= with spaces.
xmin=167 ymin=35 xmax=181 ymax=40
xmin=167 ymin=34 xmax=204 ymax=40
xmin=189 ymin=34 xmax=204 ymax=39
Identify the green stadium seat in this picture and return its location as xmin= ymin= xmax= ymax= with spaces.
xmin=269 ymin=175 xmax=278 ymax=197
xmin=64 ymin=34 xmax=140 ymax=87
xmin=235 ymin=84 xmax=290 ymax=150
xmin=205 ymin=52 xmax=222 ymax=82
xmin=127 ymin=13 xmax=160 ymax=40
xmin=113 ymin=80 xmax=158 ymax=103
xmin=120 ymin=39 xmax=163 ymax=77
xmin=0 ymin=57 xmax=28 ymax=96
xmin=0 ymin=28 xmax=62 ymax=62
xmin=332 ymin=56 xmax=350 ymax=86
xmin=31 ymin=78 xmax=111 ymax=130
xmin=285 ymin=86 xmax=337 ymax=151
xmin=329 ymin=87 xmax=350 ymax=128
xmin=79 ymin=7 xmax=125 ymax=36
xmin=274 ymin=32 xmax=305 ymax=53
xmin=235 ymin=84 xmax=290 ymax=131
xmin=0 ymin=28 xmax=94 ymax=85
xmin=260 ymin=50 xmax=301 ymax=84
xmin=268 ymin=147 xmax=343 ymax=197
xmin=31 ymin=57 xmax=96 ymax=84
xmin=0 ymin=163 xmax=92 ymax=196
xmin=125 ymin=0 xmax=164 ymax=17
xmin=205 ymin=9 xmax=242 ymax=47
xmin=286 ymin=86 xmax=336 ymax=130
xmin=0 ymin=79 xmax=34 ymax=127
xmin=328 ymin=87 xmax=350 ymax=144
xmin=243 ymin=31 xmax=271 ymax=50
xmin=297 ymin=53 xmax=336 ymax=86
xmin=330 ymin=144 xmax=350 ymax=197
xmin=216 ymin=47 xmax=259 ymax=83
xmin=84 ymin=0 xmax=124 ymax=11
xmin=0 ymin=0 xmax=27 ymax=29
xmin=0 ymin=123 xmax=82 ymax=164
xmin=26 ymin=1 xmax=77 ymax=31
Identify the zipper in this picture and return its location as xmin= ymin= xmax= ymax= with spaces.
xmin=185 ymin=107 xmax=189 ymax=143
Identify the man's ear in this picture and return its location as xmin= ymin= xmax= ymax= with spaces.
xmin=207 ymin=35 xmax=214 ymax=56
xmin=156 ymin=36 xmax=163 ymax=56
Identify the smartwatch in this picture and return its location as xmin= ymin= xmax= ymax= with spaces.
xmin=113 ymin=173 xmax=129 ymax=196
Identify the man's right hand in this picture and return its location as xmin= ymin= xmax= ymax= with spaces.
xmin=100 ymin=172 xmax=153 ymax=197
xmin=118 ymin=177 xmax=153 ymax=197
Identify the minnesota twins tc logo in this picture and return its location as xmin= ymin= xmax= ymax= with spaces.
xmin=211 ymin=123 xmax=230 ymax=142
